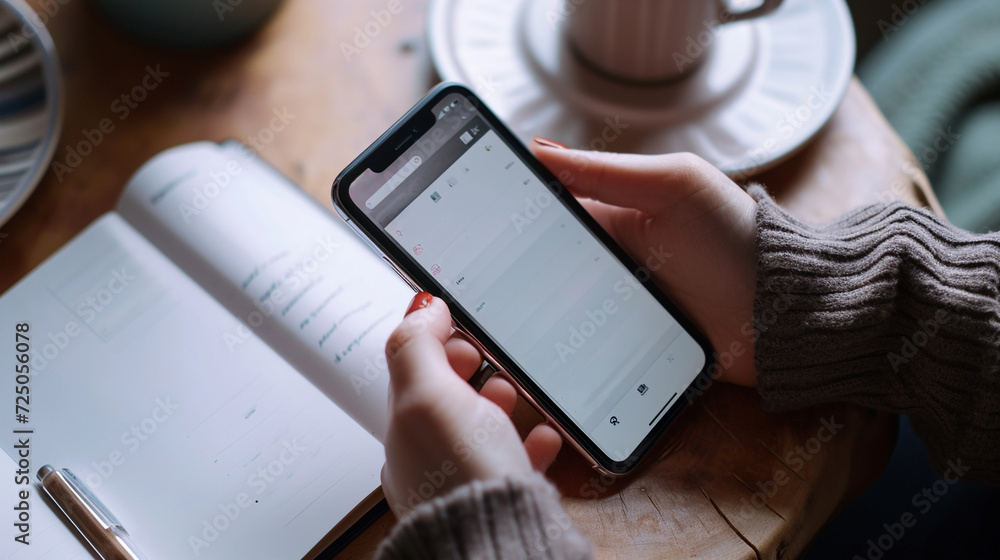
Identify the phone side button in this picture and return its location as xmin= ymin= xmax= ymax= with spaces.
xmin=344 ymin=218 xmax=382 ymax=255
xmin=381 ymin=256 xmax=421 ymax=293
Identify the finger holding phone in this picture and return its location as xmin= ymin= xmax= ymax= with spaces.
xmin=529 ymin=144 xmax=759 ymax=388
xmin=334 ymin=84 xmax=714 ymax=475
xmin=379 ymin=293 xmax=562 ymax=517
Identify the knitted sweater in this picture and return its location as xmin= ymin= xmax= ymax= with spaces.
xmin=376 ymin=472 xmax=594 ymax=560
xmin=376 ymin=192 xmax=1000 ymax=559
xmin=750 ymin=186 xmax=999 ymax=484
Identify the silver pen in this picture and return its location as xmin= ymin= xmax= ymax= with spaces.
xmin=37 ymin=465 xmax=148 ymax=560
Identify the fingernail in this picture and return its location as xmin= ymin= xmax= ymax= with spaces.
xmin=532 ymin=136 xmax=568 ymax=150
xmin=405 ymin=291 xmax=433 ymax=317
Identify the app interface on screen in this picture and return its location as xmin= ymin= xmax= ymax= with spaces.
xmin=351 ymin=96 xmax=705 ymax=461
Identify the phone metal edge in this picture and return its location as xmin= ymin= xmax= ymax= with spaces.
xmin=332 ymin=83 xmax=708 ymax=476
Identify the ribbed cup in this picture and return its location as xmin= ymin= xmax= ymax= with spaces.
xmin=565 ymin=0 xmax=783 ymax=83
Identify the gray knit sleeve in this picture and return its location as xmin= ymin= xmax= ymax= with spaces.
xmin=749 ymin=186 xmax=1000 ymax=485
xmin=375 ymin=472 xmax=594 ymax=560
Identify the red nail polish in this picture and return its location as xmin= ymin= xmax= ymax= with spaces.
xmin=532 ymin=136 xmax=568 ymax=150
xmin=405 ymin=291 xmax=433 ymax=316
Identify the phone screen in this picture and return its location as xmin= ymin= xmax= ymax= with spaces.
xmin=343 ymin=90 xmax=706 ymax=466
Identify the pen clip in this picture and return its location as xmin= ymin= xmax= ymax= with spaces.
xmin=61 ymin=468 xmax=126 ymax=533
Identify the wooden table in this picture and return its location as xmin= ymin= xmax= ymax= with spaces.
xmin=1 ymin=1 xmax=942 ymax=558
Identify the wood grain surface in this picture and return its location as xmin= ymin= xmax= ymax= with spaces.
xmin=1 ymin=1 xmax=941 ymax=558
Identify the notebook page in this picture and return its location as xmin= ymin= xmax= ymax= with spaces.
xmin=0 ymin=214 xmax=383 ymax=559
xmin=0 ymin=452 xmax=92 ymax=559
xmin=116 ymin=142 xmax=413 ymax=441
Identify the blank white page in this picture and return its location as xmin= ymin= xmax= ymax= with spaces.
xmin=0 ymin=215 xmax=383 ymax=559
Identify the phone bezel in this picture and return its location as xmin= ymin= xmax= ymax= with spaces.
xmin=332 ymin=82 xmax=714 ymax=475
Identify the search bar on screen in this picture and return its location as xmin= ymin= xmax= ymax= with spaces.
xmin=366 ymin=156 xmax=422 ymax=209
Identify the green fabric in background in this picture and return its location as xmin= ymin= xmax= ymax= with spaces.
xmin=857 ymin=0 xmax=1000 ymax=233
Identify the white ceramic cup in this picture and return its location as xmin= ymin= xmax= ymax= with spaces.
xmin=566 ymin=0 xmax=784 ymax=83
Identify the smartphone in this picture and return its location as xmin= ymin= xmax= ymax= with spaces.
xmin=332 ymin=83 xmax=711 ymax=475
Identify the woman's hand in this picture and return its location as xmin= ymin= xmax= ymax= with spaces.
xmin=381 ymin=148 xmax=759 ymax=518
xmin=380 ymin=293 xmax=563 ymax=518
xmin=531 ymin=143 xmax=759 ymax=386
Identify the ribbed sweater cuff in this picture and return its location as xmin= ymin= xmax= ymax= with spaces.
xmin=749 ymin=186 xmax=1000 ymax=482
xmin=376 ymin=472 xmax=593 ymax=560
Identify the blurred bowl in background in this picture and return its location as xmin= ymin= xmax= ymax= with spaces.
xmin=0 ymin=0 xmax=62 ymax=228
xmin=91 ymin=0 xmax=285 ymax=49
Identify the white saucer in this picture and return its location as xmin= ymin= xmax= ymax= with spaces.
xmin=428 ymin=0 xmax=855 ymax=176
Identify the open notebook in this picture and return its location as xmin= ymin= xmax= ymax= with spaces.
xmin=0 ymin=141 xmax=414 ymax=559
